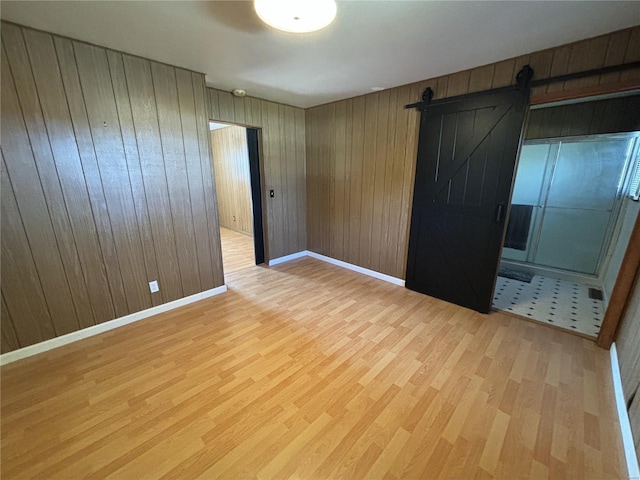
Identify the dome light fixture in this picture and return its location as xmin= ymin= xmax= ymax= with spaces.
xmin=254 ymin=0 xmax=337 ymax=34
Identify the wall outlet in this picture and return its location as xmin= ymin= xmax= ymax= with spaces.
xmin=149 ymin=280 xmax=159 ymax=293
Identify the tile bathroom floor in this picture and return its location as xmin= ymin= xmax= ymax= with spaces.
xmin=492 ymin=274 xmax=604 ymax=337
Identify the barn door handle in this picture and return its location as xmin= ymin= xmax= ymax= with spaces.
xmin=495 ymin=203 xmax=505 ymax=223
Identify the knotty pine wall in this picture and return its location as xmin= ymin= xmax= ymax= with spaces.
xmin=305 ymin=26 xmax=640 ymax=280
xmin=211 ymin=126 xmax=253 ymax=236
xmin=206 ymin=89 xmax=306 ymax=260
xmin=1 ymin=22 xmax=224 ymax=353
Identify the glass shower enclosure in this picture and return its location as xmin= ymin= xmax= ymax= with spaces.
xmin=502 ymin=133 xmax=638 ymax=276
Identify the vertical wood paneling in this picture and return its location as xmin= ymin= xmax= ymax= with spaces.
xmin=233 ymin=95 xmax=246 ymax=125
xmin=193 ymin=74 xmax=224 ymax=288
xmin=387 ymin=86 xmax=410 ymax=279
xmin=631 ymin=396 xmax=640 ymax=461
xmin=1 ymin=155 xmax=56 ymax=345
xmin=324 ymin=103 xmax=336 ymax=258
xmin=360 ymin=94 xmax=378 ymax=267
xmin=294 ymin=107 xmax=307 ymax=251
xmin=621 ymin=27 xmax=640 ymax=82
xmin=1 ymin=32 xmax=80 ymax=335
xmin=107 ymin=50 xmax=162 ymax=308
xmin=332 ymin=101 xmax=347 ymax=260
xmin=446 ymin=70 xmax=471 ymax=97
xmin=122 ymin=54 xmax=182 ymax=303
xmin=218 ymin=91 xmax=235 ymax=123
xmin=305 ymin=107 xmax=320 ymax=252
xmin=306 ymin=25 xmax=640 ymax=279
xmin=74 ymin=42 xmax=150 ymax=313
xmin=54 ymin=36 xmax=130 ymax=318
xmin=468 ymin=64 xmax=495 ymax=93
xmin=210 ymin=126 xmax=253 ymax=236
xmin=1 ymin=293 xmax=20 ymax=354
xmin=22 ymin=28 xmax=102 ymax=329
xmin=151 ymin=62 xmax=201 ymax=297
xmin=1 ymin=22 xmax=223 ymax=353
xmin=615 ymin=271 xmax=640 ymax=462
xmin=371 ymin=91 xmax=390 ymax=273
xmin=267 ymin=102 xmax=286 ymax=257
xmin=176 ymin=69 xmax=216 ymax=291
xmin=207 ymin=88 xmax=307 ymax=260
xmin=348 ymin=96 xmax=366 ymax=263
xmin=283 ymin=105 xmax=297 ymax=254
xmin=525 ymin=95 xmax=640 ymax=140
xmin=40 ymin=38 xmax=120 ymax=320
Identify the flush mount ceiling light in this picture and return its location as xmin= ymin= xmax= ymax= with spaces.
xmin=254 ymin=0 xmax=337 ymax=33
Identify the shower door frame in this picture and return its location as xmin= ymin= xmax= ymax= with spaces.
xmin=504 ymin=132 xmax=639 ymax=279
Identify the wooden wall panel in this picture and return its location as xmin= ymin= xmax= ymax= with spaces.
xmin=1 ymin=155 xmax=56 ymax=347
xmin=306 ymin=25 xmax=640 ymax=279
xmin=1 ymin=30 xmax=80 ymax=336
xmin=526 ymin=94 xmax=640 ymax=139
xmin=193 ymin=75 xmax=225 ymax=289
xmin=617 ymin=271 xmax=640 ymax=403
xmin=122 ymin=54 xmax=182 ymax=304
xmin=106 ymin=50 xmax=162 ymax=308
xmin=615 ymin=271 xmax=640 ymax=462
xmin=23 ymin=29 xmax=109 ymax=326
xmin=74 ymin=41 xmax=151 ymax=314
xmin=0 ymin=22 xmax=224 ymax=353
xmin=151 ymin=62 xmax=201 ymax=297
xmin=206 ymin=89 xmax=306 ymax=260
xmin=210 ymin=126 xmax=253 ymax=236
xmin=176 ymin=69 xmax=217 ymax=292
xmin=0 ymin=293 xmax=20 ymax=354
xmin=631 ymin=395 xmax=640 ymax=461
xmin=54 ymin=35 xmax=129 ymax=318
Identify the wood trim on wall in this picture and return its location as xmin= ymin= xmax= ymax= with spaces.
xmin=598 ymin=214 xmax=640 ymax=349
xmin=0 ymin=22 xmax=224 ymax=353
xmin=531 ymin=79 xmax=640 ymax=105
xmin=206 ymin=90 xmax=306 ymax=261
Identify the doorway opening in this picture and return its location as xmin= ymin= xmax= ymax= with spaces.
xmin=493 ymin=94 xmax=640 ymax=338
xmin=209 ymin=122 xmax=265 ymax=276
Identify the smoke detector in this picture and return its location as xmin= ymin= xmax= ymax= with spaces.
xmin=232 ymin=89 xmax=247 ymax=97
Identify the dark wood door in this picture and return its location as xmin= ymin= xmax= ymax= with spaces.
xmin=246 ymin=128 xmax=265 ymax=265
xmin=406 ymin=77 xmax=531 ymax=313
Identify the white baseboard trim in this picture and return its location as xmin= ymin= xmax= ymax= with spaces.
xmin=0 ymin=285 xmax=228 ymax=366
xmin=269 ymin=249 xmax=405 ymax=287
xmin=305 ymin=251 xmax=405 ymax=286
xmin=268 ymin=251 xmax=307 ymax=266
xmin=610 ymin=342 xmax=640 ymax=480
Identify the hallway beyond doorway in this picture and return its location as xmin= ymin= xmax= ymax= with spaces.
xmin=220 ymin=227 xmax=255 ymax=275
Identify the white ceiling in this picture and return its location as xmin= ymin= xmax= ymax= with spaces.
xmin=2 ymin=1 xmax=639 ymax=108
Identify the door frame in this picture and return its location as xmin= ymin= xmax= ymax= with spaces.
xmin=510 ymin=90 xmax=640 ymax=349
xmin=246 ymin=127 xmax=266 ymax=265
xmin=598 ymin=205 xmax=640 ymax=348
xmin=208 ymin=119 xmax=268 ymax=266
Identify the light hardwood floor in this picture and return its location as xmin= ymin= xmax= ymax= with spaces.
xmin=220 ymin=226 xmax=255 ymax=274
xmin=0 ymin=258 xmax=627 ymax=479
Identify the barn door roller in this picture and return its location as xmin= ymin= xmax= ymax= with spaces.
xmin=405 ymin=65 xmax=534 ymax=111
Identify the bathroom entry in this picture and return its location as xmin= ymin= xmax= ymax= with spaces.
xmin=209 ymin=122 xmax=265 ymax=275
xmin=503 ymin=134 xmax=637 ymax=275
xmin=493 ymin=95 xmax=640 ymax=338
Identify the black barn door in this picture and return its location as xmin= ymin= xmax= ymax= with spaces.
xmin=406 ymin=68 xmax=533 ymax=313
